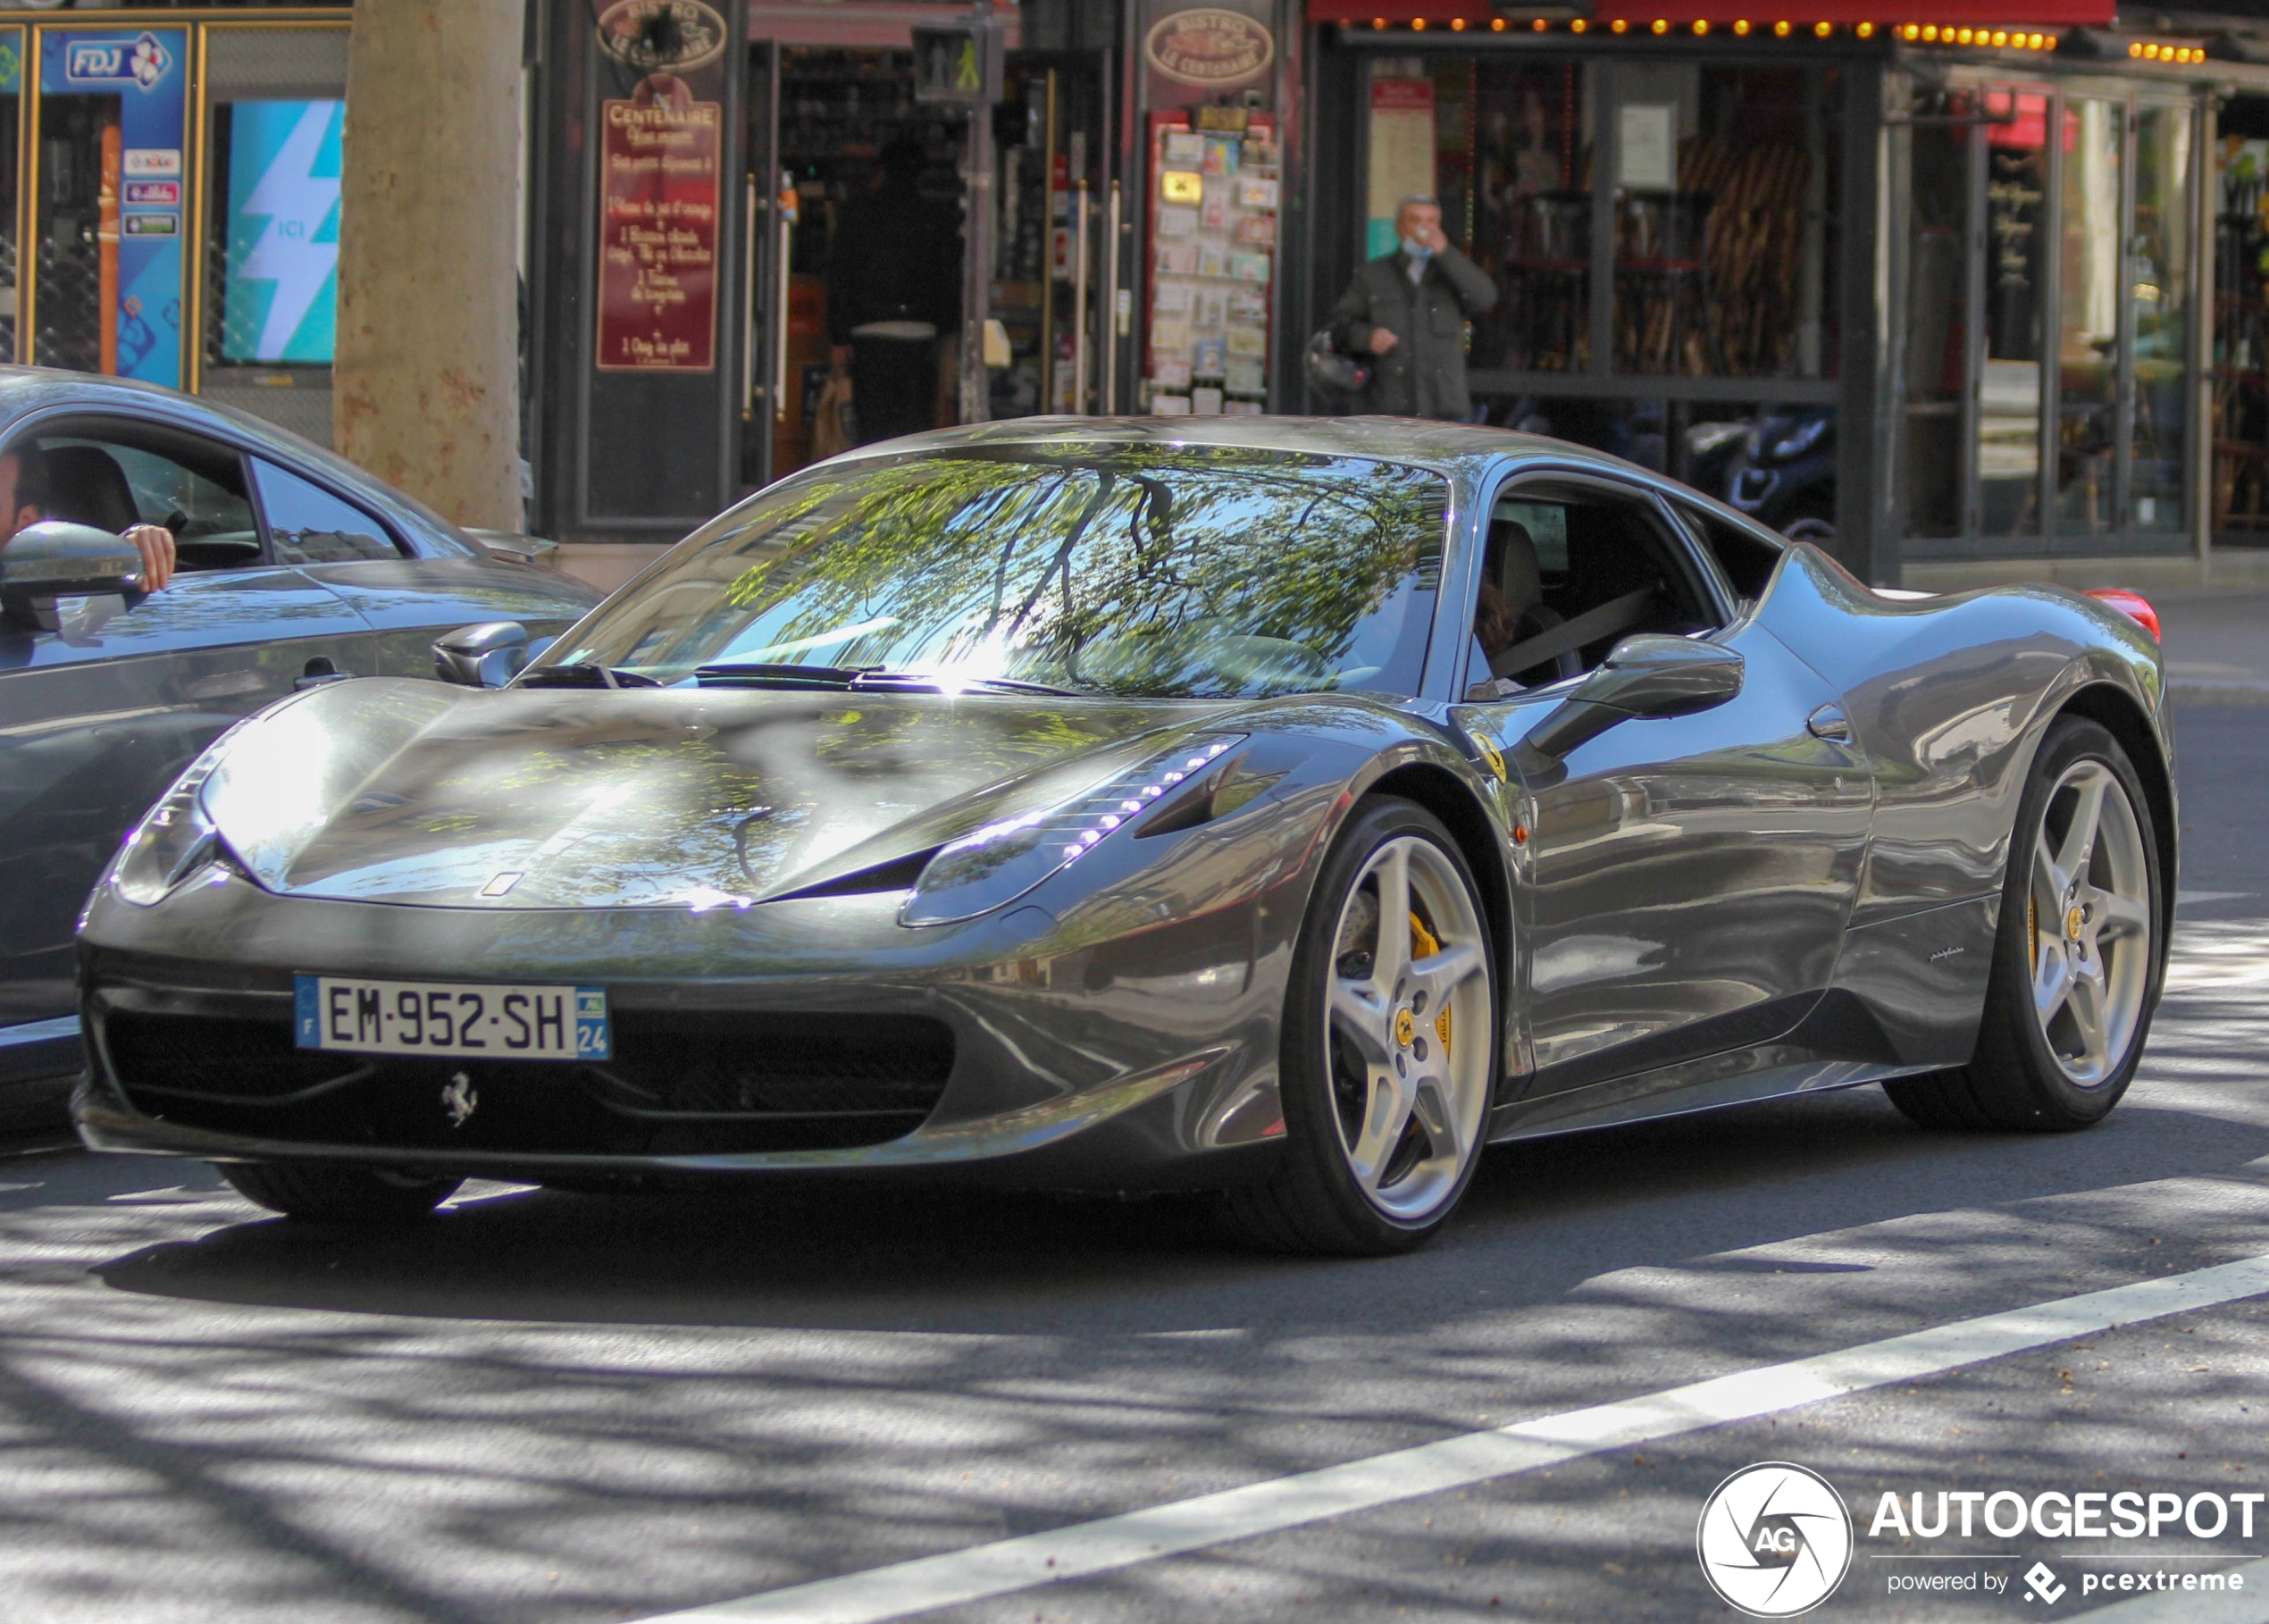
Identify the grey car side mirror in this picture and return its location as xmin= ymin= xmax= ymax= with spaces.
xmin=1 ymin=521 xmax=147 ymax=631
xmin=1523 ymin=634 xmax=1745 ymax=759
xmin=434 ymin=620 xmax=550 ymax=687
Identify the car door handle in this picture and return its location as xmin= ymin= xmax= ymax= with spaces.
xmin=1807 ymin=703 xmax=1853 ymax=743
xmin=295 ymin=657 xmax=356 ymax=691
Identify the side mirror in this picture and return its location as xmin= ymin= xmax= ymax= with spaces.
xmin=434 ymin=620 xmax=535 ymax=687
xmin=0 ymin=521 xmax=143 ymax=631
xmin=1523 ymin=634 xmax=1745 ymax=759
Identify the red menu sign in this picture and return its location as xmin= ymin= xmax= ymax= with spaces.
xmin=596 ymin=75 xmax=720 ymax=372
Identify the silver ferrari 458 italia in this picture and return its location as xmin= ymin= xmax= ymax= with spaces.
xmin=72 ymin=420 xmax=2173 ymax=1255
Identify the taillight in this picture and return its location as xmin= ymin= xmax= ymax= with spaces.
xmin=2084 ymin=588 xmax=2160 ymax=641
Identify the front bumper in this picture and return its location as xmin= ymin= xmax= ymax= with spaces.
xmin=73 ymin=866 xmax=1295 ymax=1192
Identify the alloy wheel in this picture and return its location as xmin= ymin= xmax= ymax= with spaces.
xmin=1323 ymin=834 xmax=1494 ymax=1220
xmin=2028 ymin=758 xmax=2153 ymax=1086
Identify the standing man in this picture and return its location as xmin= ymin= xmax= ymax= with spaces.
xmin=1327 ymin=195 xmax=1497 ymax=420
xmin=827 ymin=138 xmax=964 ymax=446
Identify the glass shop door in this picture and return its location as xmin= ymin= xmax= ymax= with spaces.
xmin=1895 ymin=76 xmax=2201 ymax=557
xmin=741 ymin=36 xmax=976 ymax=489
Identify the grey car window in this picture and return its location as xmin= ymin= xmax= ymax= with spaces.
xmin=1673 ymin=498 xmax=1784 ymax=604
xmin=251 ymin=458 xmax=404 ymax=564
xmin=538 ymin=447 xmax=1450 ymax=700
xmin=31 ymin=431 xmax=260 ymax=571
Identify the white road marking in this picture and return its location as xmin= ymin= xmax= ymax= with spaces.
xmin=628 ymin=1254 xmax=2269 ymax=1624
xmin=2078 ymin=1555 xmax=2269 ymax=1621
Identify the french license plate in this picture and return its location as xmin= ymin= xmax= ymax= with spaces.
xmin=294 ymin=975 xmax=610 ymax=1061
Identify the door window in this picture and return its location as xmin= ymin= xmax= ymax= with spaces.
xmin=250 ymin=458 xmax=400 ymax=563
xmin=4 ymin=419 xmax=259 ymax=571
xmin=1673 ymin=499 xmax=1785 ymax=604
xmin=1467 ymin=480 xmax=1723 ymax=697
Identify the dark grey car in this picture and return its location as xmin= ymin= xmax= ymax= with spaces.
xmin=0 ymin=369 xmax=599 ymax=1119
xmin=71 ymin=420 xmax=2173 ymax=1255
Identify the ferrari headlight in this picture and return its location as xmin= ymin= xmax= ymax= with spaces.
xmin=110 ymin=729 xmax=245 ymax=906
xmin=902 ymin=736 xmax=1243 ymax=926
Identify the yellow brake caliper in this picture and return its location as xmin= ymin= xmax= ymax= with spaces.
xmin=1410 ymin=911 xmax=1452 ymax=1056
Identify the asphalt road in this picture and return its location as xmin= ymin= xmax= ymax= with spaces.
xmin=4 ymin=707 xmax=2268 ymax=1624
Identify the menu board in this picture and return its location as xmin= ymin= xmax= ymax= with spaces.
xmin=1144 ymin=112 xmax=1276 ymax=415
xmin=596 ymin=72 xmax=721 ymax=372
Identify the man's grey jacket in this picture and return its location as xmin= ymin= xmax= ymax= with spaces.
xmin=1327 ymin=245 xmax=1498 ymax=419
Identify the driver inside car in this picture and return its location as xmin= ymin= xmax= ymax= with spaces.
xmin=1469 ymin=518 xmax=1577 ymax=697
xmin=0 ymin=445 xmax=176 ymax=591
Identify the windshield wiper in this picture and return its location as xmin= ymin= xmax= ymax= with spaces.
xmin=694 ymin=663 xmax=878 ymax=690
xmin=849 ymin=671 xmax=1082 ymax=698
xmin=521 ymin=663 xmax=661 ymax=689
xmin=693 ymin=662 xmax=1082 ymax=697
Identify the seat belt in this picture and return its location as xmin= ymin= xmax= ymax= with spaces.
xmin=1488 ymin=583 xmax=1660 ymax=682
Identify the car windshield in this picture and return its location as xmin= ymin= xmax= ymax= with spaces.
xmin=532 ymin=445 xmax=1449 ymax=699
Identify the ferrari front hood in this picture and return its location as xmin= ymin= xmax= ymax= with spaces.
xmin=203 ymin=679 xmax=1224 ymax=909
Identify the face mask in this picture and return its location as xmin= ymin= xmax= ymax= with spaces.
xmin=1401 ymin=237 xmax=1433 ymax=262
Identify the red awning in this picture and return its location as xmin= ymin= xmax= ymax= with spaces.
xmin=1309 ymin=0 xmax=2112 ymax=26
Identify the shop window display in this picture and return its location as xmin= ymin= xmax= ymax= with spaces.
xmin=1143 ymin=114 xmax=1279 ymax=416
xmin=1460 ymin=62 xmax=1838 ymax=382
xmin=1472 ymin=60 xmax=1590 ymax=374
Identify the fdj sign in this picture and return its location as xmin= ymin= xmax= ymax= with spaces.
xmin=64 ymin=31 xmax=172 ymax=91
xmin=912 ymin=21 xmax=1002 ymax=105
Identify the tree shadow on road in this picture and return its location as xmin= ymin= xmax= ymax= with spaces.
xmin=90 ymin=1069 xmax=2269 ymax=1339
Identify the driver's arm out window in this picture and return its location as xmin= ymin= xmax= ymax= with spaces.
xmin=34 ymin=434 xmax=260 ymax=571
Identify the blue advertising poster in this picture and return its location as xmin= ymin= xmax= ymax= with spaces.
xmin=221 ymin=101 xmax=342 ymax=365
xmin=40 ymin=27 xmax=188 ymax=386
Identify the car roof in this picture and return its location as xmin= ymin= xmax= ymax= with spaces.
xmin=0 ymin=364 xmax=478 ymax=552
xmin=830 ymin=414 xmax=1602 ymax=481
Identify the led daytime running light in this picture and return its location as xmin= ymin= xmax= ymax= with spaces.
xmin=110 ymin=747 xmax=235 ymax=906
xmin=901 ymin=737 xmax=1244 ymax=926
xmin=1063 ymin=738 xmax=1238 ymax=864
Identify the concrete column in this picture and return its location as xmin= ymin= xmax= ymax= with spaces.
xmin=335 ymin=0 xmax=523 ymax=532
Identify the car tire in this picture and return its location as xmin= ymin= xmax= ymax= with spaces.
xmin=1884 ymin=716 xmax=2163 ymax=1132
xmin=1220 ymin=797 xmax=1498 ymax=1255
xmin=217 ymin=1160 xmax=462 ymax=1223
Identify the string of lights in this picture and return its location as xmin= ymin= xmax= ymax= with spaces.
xmin=1346 ymin=14 xmax=2206 ymax=55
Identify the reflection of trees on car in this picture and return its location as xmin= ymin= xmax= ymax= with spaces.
xmin=586 ymin=448 xmax=1449 ymax=698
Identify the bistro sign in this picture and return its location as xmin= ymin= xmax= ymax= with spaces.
xmin=1145 ymin=8 xmax=1274 ymax=87
xmin=595 ymin=0 xmax=729 ymax=73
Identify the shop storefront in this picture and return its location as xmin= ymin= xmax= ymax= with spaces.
xmin=0 ymin=5 xmax=348 ymax=442
xmin=1290 ymin=2 xmax=2245 ymax=583
xmin=528 ymin=0 xmax=1142 ymax=549
xmin=520 ymin=0 xmax=2269 ymax=582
